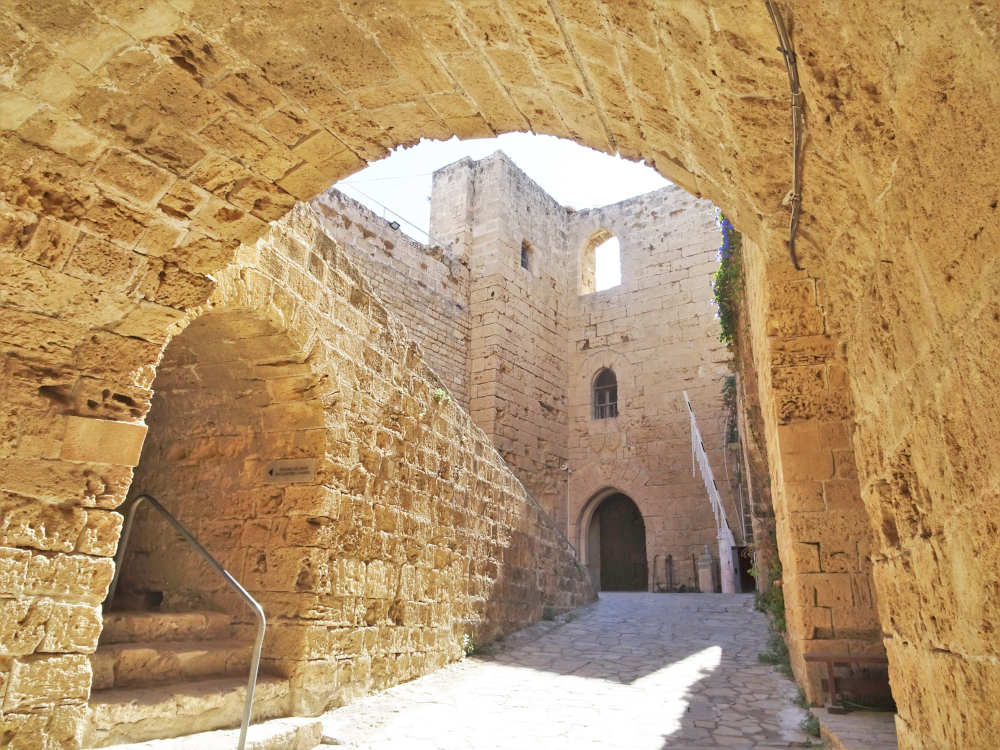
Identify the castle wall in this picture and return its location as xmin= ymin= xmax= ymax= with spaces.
xmin=434 ymin=156 xmax=573 ymax=528
xmin=6 ymin=3 xmax=1000 ymax=743
xmin=312 ymin=157 xmax=739 ymax=592
xmin=0 ymin=201 xmax=595 ymax=745
xmin=564 ymin=187 xmax=739 ymax=590
xmin=312 ymin=190 xmax=471 ymax=407
xmin=741 ymin=236 xmax=884 ymax=702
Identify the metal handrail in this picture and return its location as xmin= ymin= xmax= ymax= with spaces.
xmin=107 ymin=494 xmax=266 ymax=750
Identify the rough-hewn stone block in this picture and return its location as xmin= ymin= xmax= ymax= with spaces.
xmin=60 ymin=416 xmax=147 ymax=466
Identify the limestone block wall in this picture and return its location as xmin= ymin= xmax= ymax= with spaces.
xmin=565 ymin=187 xmax=739 ymax=590
xmin=322 ymin=155 xmax=742 ymax=592
xmin=2 ymin=1 xmax=1000 ymax=746
xmin=131 ymin=205 xmax=594 ymax=718
xmin=311 ymin=189 xmax=471 ymax=406
xmin=434 ymin=155 xmax=573 ymax=528
xmin=0 ymin=201 xmax=594 ymax=746
xmin=116 ymin=309 xmax=328 ymax=617
xmin=741 ymin=236 xmax=883 ymax=702
xmin=310 ymin=160 xmax=739 ymax=590
xmin=429 ymin=158 xmax=476 ymax=258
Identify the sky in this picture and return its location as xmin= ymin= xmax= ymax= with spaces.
xmin=594 ymin=237 xmax=622 ymax=291
xmin=334 ymin=132 xmax=671 ymax=245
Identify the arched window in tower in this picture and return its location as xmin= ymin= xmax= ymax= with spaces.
xmin=594 ymin=236 xmax=621 ymax=290
xmin=593 ymin=368 xmax=618 ymax=419
xmin=580 ymin=230 xmax=622 ymax=293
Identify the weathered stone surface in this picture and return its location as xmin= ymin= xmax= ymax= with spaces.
xmin=106 ymin=204 xmax=594 ymax=729
xmin=92 ymin=639 xmax=252 ymax=689
xmin=89 ymin=716 xmax=323 ymax=750
xmin=316 ymin=594 xmax=813 ymax=749
xmin=816 ymin=707 xmax=898 ymax=750
xmin=741 ymin=241 xmax=886 ymax=704
xmin=60 ymin=416 xmax=147 ymax=466
xmin=0 ymin=598 xmax=100 ymax=657
xmin=0 ymin=706 xmax=85 ymax=750
xmin=0 ymin=2 xmax=998 ymax=747
xmin=21 ymin=553 xmax=114 ymax=604
xmin=99 ymin=610 xmax=234 ymax=645
xmin=1 ymin=460 xmax=133 ymax=509
xmin=3 ymin=654 xmax=90 ymax=712
xmin=312 ymin=190 xmax=471 ymax=406
xmin=0 ymin=495 xmax=87 ymax=553
xmin=84 ymin=675 xmax=291 ymax=748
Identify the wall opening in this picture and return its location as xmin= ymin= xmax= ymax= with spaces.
xmin=587 ymin=493 xmax=648 ymax=591
xmin=593 ymin=236 xmax=622 ymax=291
xmin=593 ymin=368 xmax=618 ymax=419
xmin=520 ymin=239 xmax=534 ymax=270
xmin=580 ymin=229 xmax=623 ymax=293
xmin=89 ymin=306 xmax=330 ymax=726
xmin=106 ymin=308 xmax=324 ymax=619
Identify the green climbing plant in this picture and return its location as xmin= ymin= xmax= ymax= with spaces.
xmin=752 ymin=555 xmax=786 ymax=634
xmin=712 ymin=211 xmax=743 ymax=351
xmin=722 ymin=374 xmax=738 ymax=443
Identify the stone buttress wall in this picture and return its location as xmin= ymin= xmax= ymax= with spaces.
xmin=741 ymin=235 xmax=884 ymax=702
xmin=125 ymin=204 xmax=595 ymax=718
xmin=0 ymin=202 xmax=595 ymax=746
xmin=565 ymin=187 xmax=739 ymax=590
xmin=311 ymin=189 xmax=471 ymax=407
xmin=434 ymin=155 xmax=573 ymax=528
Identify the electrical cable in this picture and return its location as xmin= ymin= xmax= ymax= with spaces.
xmin=764 ymin=0 xmax=804 ymax=271
xmin=335 ymin=183 xmax=447 ymax=247
xmin=340 ymin=170 xmax=436 ymax=184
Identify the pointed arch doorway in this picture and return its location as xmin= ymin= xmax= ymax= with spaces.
xmin=587 ymin=493 xmax=648 ymax=591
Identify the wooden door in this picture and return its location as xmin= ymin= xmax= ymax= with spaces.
xmin=597 ymin=494 xmax=648 ymax=591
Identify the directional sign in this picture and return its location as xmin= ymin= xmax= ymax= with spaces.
xmin=264 ymin=458 xmax=317 ymax=484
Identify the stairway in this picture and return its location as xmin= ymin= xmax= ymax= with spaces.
xmin=85 ymin=610 xmax=292 ymax=748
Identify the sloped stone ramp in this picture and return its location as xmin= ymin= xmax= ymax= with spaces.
xmin=317 ymin=593 xmax=817 ymax=749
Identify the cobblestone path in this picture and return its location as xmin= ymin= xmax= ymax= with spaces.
xmin=319 ymin=593 xmax=813 ymax=749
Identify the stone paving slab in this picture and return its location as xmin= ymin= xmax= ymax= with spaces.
xmin=98 ymin=717 xmax=322 ymax=750
xmin=319 ymin=593 xmax=818 ymax=749
xmin=816 ymin=708 xmax=899 ymax=750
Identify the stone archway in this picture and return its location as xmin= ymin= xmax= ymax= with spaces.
xmin=111 ymin=309 xmax=325 ymax=614
xmin=70 ymin=204 xmax=596 ymax=746
xmin=87 ymin=307 xmax=326 ymax=745
xmin=577 ymin=486 xmax=651 ymax=591
xmin=1 ymin=3 xmax=999 ymax=747
xmin=587 ymin=492 xmax=648 ymax=592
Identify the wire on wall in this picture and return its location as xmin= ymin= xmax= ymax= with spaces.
xmin=764 ymin=0 xmax=804 ymax=271
xmin=337 ymin=183 xmax=447 ymax=247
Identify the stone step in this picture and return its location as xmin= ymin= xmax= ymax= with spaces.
xmin=91 ymin=639 xmax=254 ymax=690
xmin=91 ymin=716 xmax=323 ymax=750
xmin=85 ymin=675 xmax=291 ymax=748
xmin=101 ymin=610 xmax=233 ymax=645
